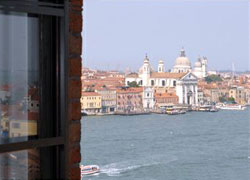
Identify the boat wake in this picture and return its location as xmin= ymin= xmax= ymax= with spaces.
xmin=100 ymin=156 xmax=177 ymax=177
xmin=100 ymin=163 xmax=142 ymax=176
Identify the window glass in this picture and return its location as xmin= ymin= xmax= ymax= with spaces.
xmin=151 ymin=80 xmax=154 ymax=86
xmin=0 ymin=12 xmax=39 ymax=144
xmin=162 ymin=80 xmax=165 ymax=86
xmin=0 ymin=149 xmax=40 ymax=179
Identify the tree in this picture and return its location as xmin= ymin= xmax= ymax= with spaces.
xmin=228 ymin=97 xmax=235 ymax=103
xmin=205 ymin=75 xmax=222 ymax=83
xmin=128 ymin=81 xmax=139 ymax=87
xmin=219 ymin=96 xmax=227 ymax=103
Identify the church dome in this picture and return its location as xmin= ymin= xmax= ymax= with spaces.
xmin=174 ymin=48 xmax=191 ymax=67
xmin=159 ymin=60 xmax=164 ymax=64
xmin=175 ymin=57 xmax=191 ymax=66
xmin=194 ymin=61 xmax=202 ymax=67
xmin=144 ymin=54 xmax=149 ymax=64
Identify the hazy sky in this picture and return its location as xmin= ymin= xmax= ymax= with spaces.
xmin=83 ymin=0 xmax=250 ymax=72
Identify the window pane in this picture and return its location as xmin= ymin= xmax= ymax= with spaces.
xmin=0 ymin=12 xmax=39 ymax=144
xmin=0 ymin=149 xmax=40 ymax=179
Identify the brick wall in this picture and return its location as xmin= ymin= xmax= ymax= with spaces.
xmin=67 ymin=0 xmax=83 ymax=179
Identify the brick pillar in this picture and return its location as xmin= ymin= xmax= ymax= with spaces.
xmin=67 ymin=0 xmax=83 ymax=179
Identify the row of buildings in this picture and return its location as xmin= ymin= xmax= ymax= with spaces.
xmin=81 ymin=78 xmax=250 ymax=115
xmin=81 ymin=49 xmax=250 ymax=114
xmin=198 ymin=80 xmax=250 ymax=105
xmin=81 ymin=49 xmax=199 ymax=114
xmin=81 ymin=86 xmax=180 ymax=114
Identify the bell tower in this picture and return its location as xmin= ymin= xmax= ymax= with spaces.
xmin=158 ymin=60 xmax=165 ymax=73
xmin=142 ymin=54 xmax=150 ymax=74
xmin=140 ymin=54 xmax=151 ymax=86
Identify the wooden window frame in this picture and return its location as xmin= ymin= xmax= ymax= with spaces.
xmin=0 ymin=0 xmax=69 ymax=179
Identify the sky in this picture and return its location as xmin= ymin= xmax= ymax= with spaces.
xmin=83 ymin=0 xmax=250 ymax=72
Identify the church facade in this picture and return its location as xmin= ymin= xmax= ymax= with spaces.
xmin=125 ymin=48 xmax=208 ymax=106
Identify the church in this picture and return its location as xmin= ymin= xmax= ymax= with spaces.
xmin=171 ymin=48 xmax=208 ymax=78
xmin=125 ymin=48 xmax=208 ymax=105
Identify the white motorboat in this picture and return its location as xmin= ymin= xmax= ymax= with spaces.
xmin=218 ymin=104 xmax=246 ymax=110
xmin=166 ymin=109 xmax=186 ymax=115
xmin=199 ymin=105 xmax=211 ymax=112
xmin=81 ymin=165 xmax=100 ymax=175
xmin=209 ymin=107 xmax=219 ymax=112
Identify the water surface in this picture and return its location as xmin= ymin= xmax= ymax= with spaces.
xmin=81 ymin=109 xmax=250 ymax=180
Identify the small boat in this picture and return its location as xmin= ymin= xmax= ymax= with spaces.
xmin=209 ymin=107 xmax=218 ymax=112
xmin=218 ymin=104 xmax=246 ymax=111
xmin=179 ymin=110 xmax=186 ymax=114
xmin=81 ymin=165 xmax=100 ymax=175
xmin=81 ymin=110 xmax=88 ymax=116
xmin=199 ymin=105 xmax=212 ymax=112
xmin=166 ymin=109 xmax=186 ymax=115
xmin=167 ymin=110 xmax=179 ymax=115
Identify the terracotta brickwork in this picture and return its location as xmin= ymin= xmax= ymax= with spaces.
xmin=67 ymin=0 xmax=83 ymax=179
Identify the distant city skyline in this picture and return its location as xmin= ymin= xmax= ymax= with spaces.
xmin=83 ymin=0 xmax=250 ymax=72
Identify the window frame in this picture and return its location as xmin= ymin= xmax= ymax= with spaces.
xmin=0 ymin=0 xmax=69 ymax=179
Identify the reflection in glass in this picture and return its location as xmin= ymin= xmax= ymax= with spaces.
xmin=0 ymin=149 xmax=40 ymax=179
xmin=0 ymin=12 xmax=39 ymax=144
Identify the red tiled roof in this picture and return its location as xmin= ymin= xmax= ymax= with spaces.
xmin=95 ymin=86 xmax=117 ymax=91
xmin=155 ymin=93 xmax=178 ymax=98
xmin=126 ymin=73 xmax=139 ymax=78
xmin=116 ymin=87 xmax=143 ymax=93
xmin=151 ymin=72 xmax=187 ymax=79
xmin=82 ymin=92 xmax=101 ymax=96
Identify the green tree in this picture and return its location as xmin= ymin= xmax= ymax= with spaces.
xmin=205 ymin=75 xmax=222 ymax=83
xmin=219 ymin=96 xmax=227 ymax=102
xmin=128 ymin=81 xmax=139 ymax=87
xmin=228 ymin=97 xmax=235 ymax=103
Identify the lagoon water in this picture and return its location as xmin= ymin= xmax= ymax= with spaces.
xmin=81 ymin=108 xmax=250 ymax=180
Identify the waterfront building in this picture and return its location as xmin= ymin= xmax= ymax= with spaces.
xmin=244 ymin=88 xmax=250 ymax=104
xmin=211 ymin=89 xmax=220 ymax=103
xmin=154 ymin=92 xmax=179 ymax=108
xmin=202 ymin=87 xmax=220 ymax=103
xmin=229 ymin=86 xmax=246 ymax=104
xmin=82 ymin=76 xmax=125 ymax=91
xmin=142 ymin=87 xmax=154 ymax=110
xmin=116 ymin=87 xmax=143 ymax=113
xmin=125 ymin=52 xmax=199 ymax=105
xmin=203 ymin=93 xmax=212 ymax=104
xmin=197 ymin=89 xmax=204 ymax=105
xmin=81 ymin=92 xmax=102 ymax=114
xmin=175 ymin=73 xmax=198 ymax=105
xmin=218 ymin=87 xmax=229 ymax=100
xmin=95 ymin=86 xmax=116 ymax=113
